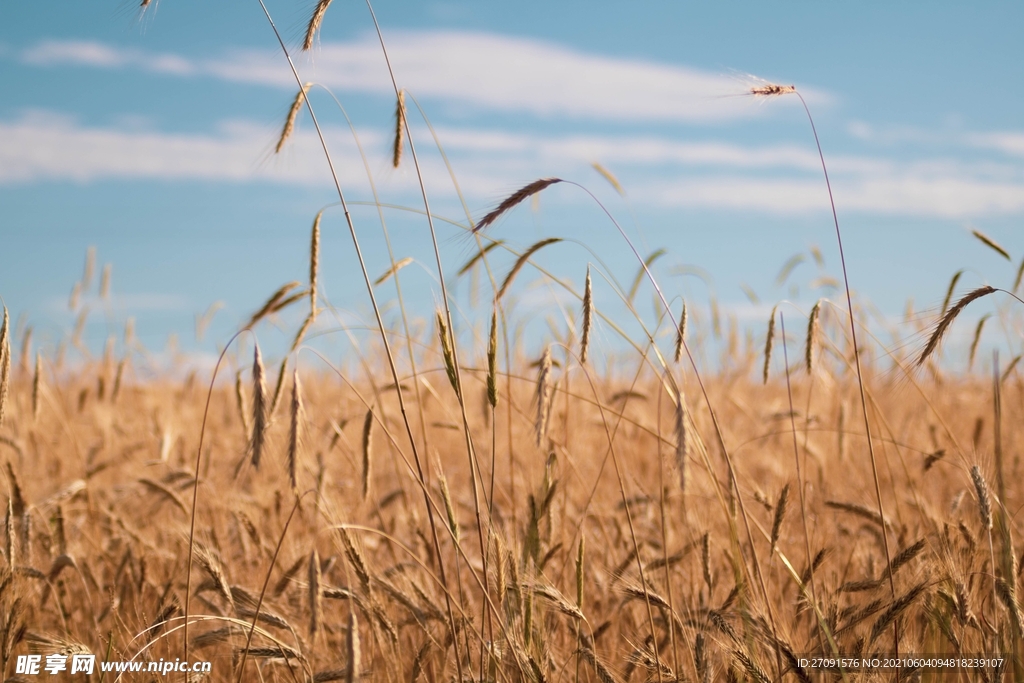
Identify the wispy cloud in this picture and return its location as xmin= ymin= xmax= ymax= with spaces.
xmin=3 ymin=109 xmax=1024 ymax=219
xmin=0 ymin=110 xmax=375 ymax=186
xmin=20 ymin=32 xmax=816 ymax=123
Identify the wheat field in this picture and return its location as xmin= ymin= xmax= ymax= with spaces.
xmin=1 ymin=2 xmax=1023 ymax=682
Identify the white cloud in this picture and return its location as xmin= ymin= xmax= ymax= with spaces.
xmin=0 ymin=110 xmax=376 ymax=186
xmin=20 ymin=32 xmax=818 ymax=123
xmin=2 ymin=110 xmax=1024 ymax=220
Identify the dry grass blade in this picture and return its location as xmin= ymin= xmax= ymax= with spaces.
xmin=970 ymin=465 xmax=992 ymax=530
xmin=303 ymin=0 xmax=333 ymax=51
xmin=245 ymin=282 xmax=301 ymax=330
xmin=373 ymin=257 xmax=414 ymax=286
xmin=581 ymin=266 xmax=593 ymax=364
xmin=361 ymin=408 xmax=373 ymax=501
xmin=535 ymin=346 xmax=553 ymax=447
xmin=674 ymin=301 xmax=687 ymax=363
xmin=805 ymin=300 xmax=821 ymax=373
xmin=277 ymin=83 xmax=313 ymax=153
xmin=763 ymin=305 xmax=777 ymax=384
xmin=391 ymin=89 xmax=406 ymax=168
xmin=288 ymin=371 xmax=303 ymax=493
xmin=487 ymin=309 xmax=498 ymax=408
xmin=917 ymin=286 xmax=996 ymax=367
xmin=310 ymin=211 xmax=321 ymax=320
xmin=496 ymin=238 xmax=563 ymax=301
xmin=971 ymin=229 xmax=1011 ymax=261
xmin=474 ymin=178 xmax=562 ymax=232
xmin=1014 ymin=257 xmax=1024 ymax=293
xmin=0 ymin=306 xmax=9 ymax=427
xmin=249 ymin=344 xmax=268 ymax=469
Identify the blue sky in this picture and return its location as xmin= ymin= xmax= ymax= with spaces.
xmin=2 ymin=1 xmax=1023 ymax=371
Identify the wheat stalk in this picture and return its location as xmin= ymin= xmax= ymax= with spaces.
xmin=474 ymin=178 xmax=562 ymax=232
xmin=345 ymin=609 xmax=360 ymax=683
xmin=918 ymin=286 xmax=996 ymax=366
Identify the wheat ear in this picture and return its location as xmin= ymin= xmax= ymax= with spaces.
xmin=763 ymin=305 xmax=777 ymax=384
xmin=303 ymin=0 xmax=333 ymax=51
xmin=308 ymin=549 xmax=322 ymax=636
xmin=309 ymin=211 xmax=321 ymax=320
xmin=581 ymin=266 xmax=593 ymax=364
xmin=535 ymin=346 xmax=552 ymax=447
xmin=486 ymin=309 xmax=498 ymax=408
xmin=496 ymin=238 xmax=562 ymax=301
xmin=918 ymin=286 xmax=996 ymax=366
xmin=971 ymin=466 xmax=992 ymax=530
xmin=474 ymin=178 xmax=562 ymax=232
xmin=673 ymin=301 xmax=687 ymax=363
xmin=288 ymin=370 xmax=302 ymax=493
xmin=805 ymin=300 xmax=821 ymax=373
xmin=674 ymin=387 xmax=688 ymax=493
xmin=0 ymin=306 xmax=9 ymax=427
xmin=971 ymin=229 xmax=1011 ymax=261
xmin=391 ymin=89 xmax=406 ymax=168
xmin=276 ymin=83 xmax=313 ymax=153
xmin=361 ymin=408 xmax=373 ymax=501
xmin=249 ymin=344 xmax=268 ymax=469
xmin=32 ymin=352 xmax=41 ymax=420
